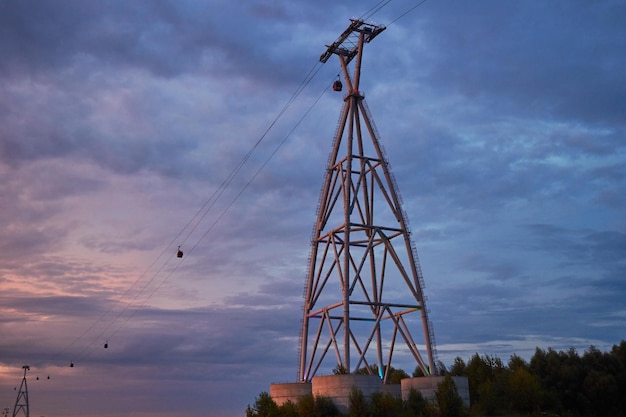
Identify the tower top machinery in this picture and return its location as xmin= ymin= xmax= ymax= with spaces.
xmin=298 ymin=19 xmax=438 ymax=383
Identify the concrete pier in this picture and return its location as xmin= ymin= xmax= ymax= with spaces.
xmin=270 ymin=374 xmax=470 ymax=411
xmin=401 ymin=376 xmax=470 ymax=407
xmin=269 ymin=382 xmax=312 ymax=406
xmin=312 ymin=374 xmax=383 ymax=413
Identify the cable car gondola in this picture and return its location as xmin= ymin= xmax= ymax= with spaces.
xmin=177 ymin=246 xmax=183 ymax=258
xmin=332 ymin=79 xmax=343 ymax=92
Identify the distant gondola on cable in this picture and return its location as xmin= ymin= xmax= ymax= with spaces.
xmin=104 ymin=340 xmax=108 ymax=349
xmin=70 ymin=361 xmax=74 ymax=368
xmin=177 ymin=246 xmax=183 ymax=258
xmin=332 ymin=78 xmax=343 ymax=92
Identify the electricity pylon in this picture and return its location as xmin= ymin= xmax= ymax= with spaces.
xmin=12 ymin=365 xmax=29 ymax=417
xmin=298 ymin=19 xmax=438 ymax=383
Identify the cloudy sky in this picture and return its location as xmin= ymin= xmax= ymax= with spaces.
xmin=1 ymin=0 xmax=625 ymax=416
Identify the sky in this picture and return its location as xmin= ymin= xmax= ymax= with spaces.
xmin=1 ymin=0 xmax=625 ymax=416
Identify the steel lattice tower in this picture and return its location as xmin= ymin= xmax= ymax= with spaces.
xmin=12 ymin=366 xmax=30 ymax=417
xmin=298 ymin=19 xmax=438 ymax=383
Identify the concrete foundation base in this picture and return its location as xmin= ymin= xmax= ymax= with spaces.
xmin=270 ymin=382 xmax=312 ymax=406
xmin=270 ymin=375 xmax=471 ymax=412
xmin=401 ymin=376 xmax=470 ymax=407
xmin=381 ymin=383 xmax=401 ymax=398
xmin=312 ymin=374 xmax=383 ymax=414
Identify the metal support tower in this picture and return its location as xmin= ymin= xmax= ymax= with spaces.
xmin=298 ymin=19 xmax=438 ymax=383
xmin=12 ymin=365 xmax=30 ymax=417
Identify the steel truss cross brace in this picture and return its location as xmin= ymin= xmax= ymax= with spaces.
xmin=298 ymin=19 xmax=438 ymax=383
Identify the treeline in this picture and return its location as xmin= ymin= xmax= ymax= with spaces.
xmin=445 ymin=340 xmax=626 ymax=416
xmin=247 ymin=341 xmax=626 ymax=417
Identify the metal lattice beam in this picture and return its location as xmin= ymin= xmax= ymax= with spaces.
xmin=12 ymin=366 xmax=30 ymax=417
xmin=299 ymin=19 xmax=437 ymax=383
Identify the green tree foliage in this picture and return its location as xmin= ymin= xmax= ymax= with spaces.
xmin=248 ymin=393 xmax=340 ymax=417
xmin=248 ymin=340 xmax=626 ymax=417
xmin=313 ymin=396 xmax=340 ymax=417
xmin=449 ymin=357 xmax=467 ymax=376
xmin=333 ymin=364 xmax=349 ymax=375
xmin=435 ymin=374 xmax=466 ymax=417
xmin=612 ymin=341 xmax=626 ymax=415
xmin=454 ymin=341 xmax=626 ymax=417
xmin=294 ymin=394 xmax=340 ymax=417
xmin=348 ymin=387 xmax=368 ymax=417
xmin=464 ymin=353 xmax=507 ymax=415
xmin=412 ymin=365 xmax=426 ymax=377
xmin=278 ymin=400 xmax=299 ymax=417
xmin=507 ymin=354 xmax=527 ymax=372
xmin=370 ymin=392 xmax=403 ymax=417
xmin=580 ymin=345 xmax=623 ymax=417
xmin=296 ymin=394 xmax=315 ymax=417
xmin=355 ymin=364 xmax=409 ymax=383
xmin=436 ymin=360 xmax=448 ymax=376
xmin=403 ymin=387 xmax=432 ymax=417
xmin=507 ymin=366 xmax=540 ymax=414
xmin=529 ymin=346 xmax=587 ymax=414
xmin=388 ymin=367 xmax=410 ymax=384
xmin=247 ymin=392 xmax=279 ymax=417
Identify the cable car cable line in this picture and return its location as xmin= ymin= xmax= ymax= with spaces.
xmin=38 ymin=0 xmax=433 ymax=380
xmin=361 ymin=0 xmax=392 ymax=21
xmin=51 ymin=58 xmax=329 ymax=374
xmin=166 ymin=60 xmax=325 ymax=254
xmin=386 ymin=0 xmax=432 ymax=26
xmin=57 ymin=33 xmax=326 ymax=374
xmin=102 ymin=71 xmax=332 ymax=346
